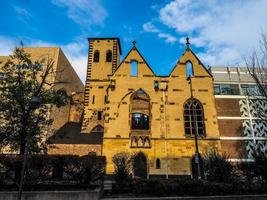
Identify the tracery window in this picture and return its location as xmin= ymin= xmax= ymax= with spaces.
xmin=184 ymin=98 xmax=205 ymax=136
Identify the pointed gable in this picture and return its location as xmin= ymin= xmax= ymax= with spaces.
xmin=113 ymin=44 xmax=155 ymax=77
xmin=170 ymin=48 xmax=212 ymax=78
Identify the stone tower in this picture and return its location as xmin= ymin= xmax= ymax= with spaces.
xmin=82 ymin=38 xmax=122 ymax=133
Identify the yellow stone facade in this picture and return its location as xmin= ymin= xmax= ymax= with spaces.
xmin=0 ymin=41 xmax=221 ymax=176
xmin=81 ymin=38 xmax=221 ymax=177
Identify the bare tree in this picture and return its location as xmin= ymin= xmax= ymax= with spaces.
xmin=245 ymin=33 xmax=267 ymax=120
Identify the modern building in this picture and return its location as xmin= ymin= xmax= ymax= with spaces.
xmin=0 ymin=47 xmax=84 ymax=153
xmin=210 ymin=66 xmax=267 ymax=161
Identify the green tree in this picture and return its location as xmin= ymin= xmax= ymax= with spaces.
xmin=0 ymin=47 xmax=68 ymax=155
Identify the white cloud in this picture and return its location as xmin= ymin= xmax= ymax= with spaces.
xmin=158 ymin=0 xmax=267 ymax=66
xmin=0 ymin=36 xmax=18 ymax=55
xmin=143 ymin=22 xmax=177 ymax=44
xmin=52 ymin=0 xmax=107 ymax=28
xmin=143 ymin=22 xmax=160 ymax=33
xmin=0 ymin=36 xmax=87 ymax=84
xmin=158 ymin=33 xmax=177 ymax=44
xmin=60 ymin=40 xmax=87 ymax=83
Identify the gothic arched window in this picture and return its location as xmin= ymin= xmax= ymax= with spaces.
xmin=106 ymin=50 xmax=112 ymax=62
xmin=93 ymin=50 xmax=100 ymax=62
xmin=183 ymin=98 xmax=205 ymax=136
xmin=131 ymin=89 xmax=150 ymax=130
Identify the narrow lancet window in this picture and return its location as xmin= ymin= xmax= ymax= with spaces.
xmin=131 ymin=60 xmax=138 ymax=76
xmin=106 ymin=50 xmax=112 ymax=62
xmin=156 ymin=158 xmax=161 ymax=169
xmin=186 ymin=61 xmax=193 ymax=78
xmin=93 ymin=50 xmax=100 ymax=62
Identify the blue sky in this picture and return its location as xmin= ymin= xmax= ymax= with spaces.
xmin=1 ymin=0 xmax=267 ymax=83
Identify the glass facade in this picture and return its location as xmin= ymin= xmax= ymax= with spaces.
xmin=241 ymin=84 xmax=261 ymax=96
xmin=214 ymin=84 xmax=240 ymax=95
xmin=214 ymin=83 xmax=263 ymax=96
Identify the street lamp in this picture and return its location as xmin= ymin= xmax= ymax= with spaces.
xmin=188 ymin=75 xmax=202 ymax=180
xmin=17 ymin=96 xmax=41 ymax=200
xmin=185 ymin=37 xmax=202 ymax=179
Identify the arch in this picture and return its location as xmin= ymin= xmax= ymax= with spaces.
xmin=106 ymin=50 xmax=112 ymax=62
xmin=137 ymin=136 xmax=143 ymax=146
xmin=131 ymin=89 xmax=150 ymax=130
xmin=156 ymin=158 xmax=161 ymax=169
xmin=93 ymin=50 xmax=100 ymax=62
xmin=131 ymin=60 xmax=138 ymax=76
xmin=91 ymin=125 xmax=104 ymax=133
xmin=131 ymin=136 xmax=138 ymax=147
xmin=131 ymin=89 xmax=150 ymax=101
xmin=186 ymin=61 xmax=193 ymax=78
xmin=183 ymin=98 xmax=205 ymax=136
xmin=133 ymin=152 xmax=148 ymax=179
xmin=144 ymin=137 xmax=150 ymax=147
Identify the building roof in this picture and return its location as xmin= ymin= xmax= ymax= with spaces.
xmin=209 ymin=66 xmax=255 ymax=83
xmin=48 ymin=122 xmax=103 ymax=144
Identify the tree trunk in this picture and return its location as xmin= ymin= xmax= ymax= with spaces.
xmin=19 ymin=135 xmax=26 ymax=155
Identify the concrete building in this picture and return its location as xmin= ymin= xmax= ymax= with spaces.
xmin=210 ymin=66 xmax=267 ymax=161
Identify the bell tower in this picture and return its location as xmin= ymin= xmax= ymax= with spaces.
xmin=86 ymin=38 xmax=121 ymax=80
xmin=82 ymin=38 xmax=121 ymax=134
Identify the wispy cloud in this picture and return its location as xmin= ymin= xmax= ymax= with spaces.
xmin=13 ymin=5 xmax=32 ymax=22
xmin=143 ymin=22 xmax=160 ymax=33
xmin=52 ymin=0 xmax=107 ymax=28
xmin=142 ymin=22 xmax=177 ymax=44
xmin=0 ymin=36 xmax=88 ymax=84
xmin=158 ymin=0 xmax=267 ymax=66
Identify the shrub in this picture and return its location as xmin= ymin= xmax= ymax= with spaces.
xmin=252 ymin=149 xmax=267 ymax=183
xmin=237 ymin=148 xmax=267 ymax=184
xmin=237 ymin=161 xmax=256 ymax=183
xmin=111 ymin=177 xmax=267 ymax=197
xmin=203 ymin=150 xmax=235 ymax=183
xmin=0 ymin=154 xmax=106 ymax=190
xmin=63 ymin=154 xmax=106 ymax=185
xmin=112 ymin=152 xmax=132 ymax=186
xmin=131 ymin=179 xmax=240 ymax=197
